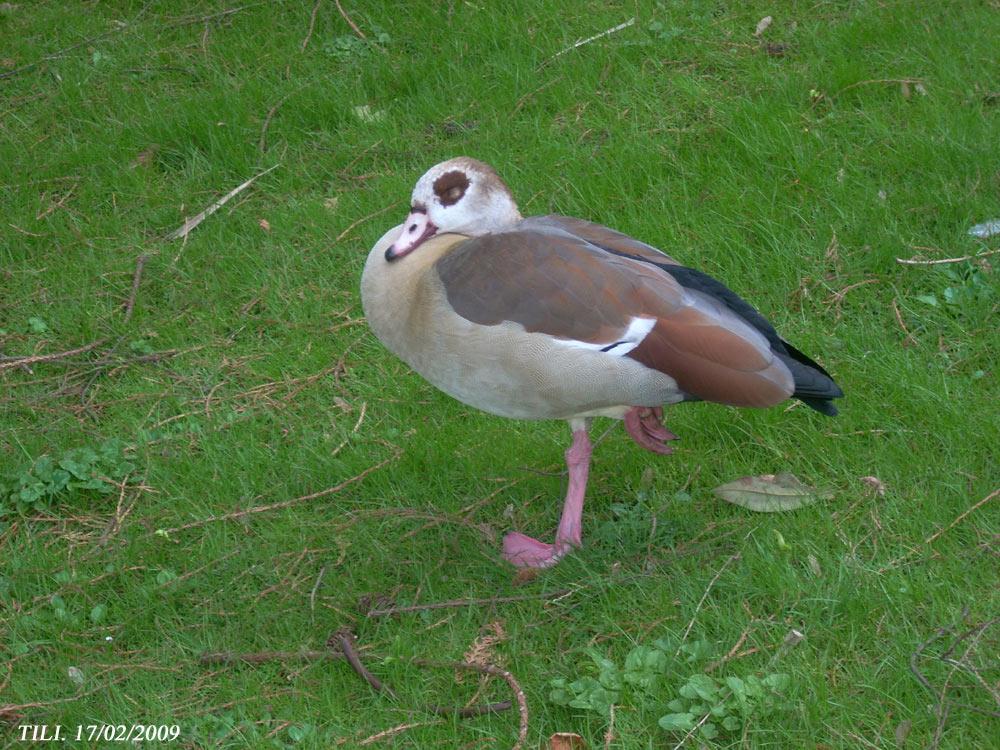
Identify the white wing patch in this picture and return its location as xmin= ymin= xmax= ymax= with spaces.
xmin=551 ymin=316 xmax=656 ymax=356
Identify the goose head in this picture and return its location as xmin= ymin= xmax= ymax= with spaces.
xmin=386 ymin=157 xmax=523 ymax=261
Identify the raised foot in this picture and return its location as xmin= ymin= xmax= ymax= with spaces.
xmin=502 ymin=532 xmax=575 ymax=569
xmin=624 ymin=406 xmax=678 ymax=455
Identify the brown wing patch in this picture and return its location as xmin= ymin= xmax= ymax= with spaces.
xmin=433 ymin=170 xmax=470 ymax=206
xmin=435 ymin=228 xmax=795 ymax=408
xmin=629 ymin=318 xmax=793 ymax=407
xmin=436 ymin=232 xmax=656 ymax=344
xmin=653 ymin=307 xmax=771 ymax=371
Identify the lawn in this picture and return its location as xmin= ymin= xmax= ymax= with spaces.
xmin=1 ymin=1 xmax=998 ymax=747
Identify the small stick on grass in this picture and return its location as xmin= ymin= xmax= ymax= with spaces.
xmin=365 ymin=589 xmax=572 ymax=618
xmin=335 ymin=202 xmax=400 ymax=243
xmin=0 ymin=338 xmax=109 ymax=372
xmin=167 ymin=164 xmax=280 ymax=242
xmin=159 ymin=549 xmax=241 ymax=588
xmin=896 ymin=247 xmax=1000 ymax=266
xmin=332 ymin=634 xmax=514 ymax=723
xmin=891 ymin=297 xmax=918 ymax=347
xmin=335 ymin=0 xmax=367 ymax=40
xmin=880 ymin=488 xmax=999 ymax=572
xmin=545 ymin=17 xmax=635 ymax=64
xmin=259 ymin=94 xmax=293 ymax=153
xmin=824 ymin=278 xmax=879 ymax=317
xmin=675 ymin=551 xmax=743 ymax=656
xmin=924 ymin=488 xmax=999 ymax=547
xmin=359 ymin=721 xmax=440 ymax=746
xmin=330 ymin=401 xmax=367 ymax=457
xmin=123 ymin=254 xmax=149 ymax=323
xmin=910 ymin=613 xmax=1000 ymax=750
xmin=1 ymin=674 xmax=130 ymax=715
xmin=704 ymin=624 xmax=753 ymax=673
xmin=309 ymin=564 xmax=328 ymax=612
xmin=413 ymin=659 xmax=528 ymax=748
xmin=301 ymin=0 xmax=322 ymax=51
xmin=335 ymin=629 xmax=395 ymax=697
xmin=91 ymin=473 xmax=135 ymax=550
xmin=159 ymin=451 xmax=398 ymax=534
xmin=604 ymin=703 xmax=616 ymax=750
xmin=200 ymin=650 xmax=342 ymax=665
xmin=35 ymin=184 xmax=78 ymax=221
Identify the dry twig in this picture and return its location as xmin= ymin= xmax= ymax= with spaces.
xmin=309 ymin=564 xmax=328 ymax=612
xmin=676 ymin=551 xmax=743 ymax=655
xmin=332 ymin=634 xmax=515 ymax=722
xmin=545 ymin=17 xmax=635 ymax=63
xmin=334 ymin=629 xmax=395 ymax=696
xmin=123 ymin=254 xmax=149 ymax=323
xmin=159 ymin=451 xmax=398 ymax=534
xmin=301 ymin=0 xmax=322 ymax=51
xmin=199 ymin=650 xmax=341 ymax=665
xmin=0 ymin=338 xmax=108 ymax=372
xmin=824 ymin=278 xmax=879 ymax=317
xmin=334 ymin=0 xmax=366 ymax=39
xmin=880 ymin=488 xmax=999 ymax=572
xmin=704 ymin=624 xmax=754 ymax=673
xmin=335 ymin=202 xmax=400 ymax=243
xmin=359 ymin=721 xmax=440 ymax=746
xmin=259 ymin=95 xmax=293 ymax=153
xmin=365 ymin=589 xmax=572 ymax=618
xmin=1 ymin=675 xmax=130 ymax=718
xmin=35 ymin=184 xmax=78 ymax=220
xmin=166 ymin=164 xmax=280 ymax=242
xmin=891 ymin=297 xmax=918 ymax=347
xmin=414 ymin=659 xmax=528 ymax=748
xmin=896 ymin=247 xmax=1000 ymax=266
xmin=924 ymin=488 xmax=999 ymax=547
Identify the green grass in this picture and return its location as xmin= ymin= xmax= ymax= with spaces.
xmin=2 ymin=0 xmax=998 ymax=747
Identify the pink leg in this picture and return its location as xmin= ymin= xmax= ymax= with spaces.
xmin=503 ymin=428 xmax=592 ymax=568
xmin=624 ymin=406 xmax=677 ymax=455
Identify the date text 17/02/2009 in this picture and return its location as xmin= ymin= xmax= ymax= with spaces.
xmin=17 ymin=725 xmax=182 ymax=743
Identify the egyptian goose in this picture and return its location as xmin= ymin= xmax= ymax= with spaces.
xmin=361 ymin=157 xmax=843 ymax=568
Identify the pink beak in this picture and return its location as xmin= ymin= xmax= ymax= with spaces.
xmin=386 ymin=209 xmax=438 ymax=261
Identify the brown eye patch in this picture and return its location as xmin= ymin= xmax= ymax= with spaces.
xmin=433 ymin=170 xmax=470 ymax=207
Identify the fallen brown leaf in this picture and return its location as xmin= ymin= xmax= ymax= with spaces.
xmin=548 ymin=733 xmax=588 ymax=749
xmin=713 ymin=472 xmax=821 ymax=512
xmin=754 ymin=15 xmax=773 ymax=37
xmin=511 ymin=568 xmax=539 ymax=587
xmin=860 ymin=476 xmax=886 ymax=496
xmin=130 ymin=144 xmax=159 ymax=169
